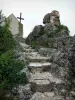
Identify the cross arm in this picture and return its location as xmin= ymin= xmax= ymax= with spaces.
xmin=17 ymin=17 xmax=24 ymax=20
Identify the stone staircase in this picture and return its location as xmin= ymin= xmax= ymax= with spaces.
xmin=19 ymin=42 xmax=64 ymax=100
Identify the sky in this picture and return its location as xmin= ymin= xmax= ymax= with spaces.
xmin=0 ymin=0 xmax=75 ymax=37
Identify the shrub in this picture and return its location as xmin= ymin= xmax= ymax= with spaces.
xmin=55 ymin=24 xmax=70 ymax=36
xmin=0 ymin=25 xmax=15 ymax=55
xmin=0 ymin=50 xmax=28 ymax=89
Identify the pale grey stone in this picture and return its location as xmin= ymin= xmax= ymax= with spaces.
xmin=28 ymin=62 xmax=51 ymax=73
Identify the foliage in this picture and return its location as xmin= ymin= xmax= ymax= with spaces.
xmin=47 ymin=25 xmax=70 ymax=38
xmin=0 ymin=10 xmax=6 ymax=25
xmin=5 ymin=17 xmax=11 ymax=29
xmin=0 ymin=94 xmax=14 ymax=100
xmin=0 ymin=50 xmax=28 ymax=89
xmin=31 ymin=41 xmax=38 ymax=49
xmin=0 ymin=25 xmax=15 ymax=55
xmin=30 ymin=24 xmax=70 ymax=48
xmin=18 ymin=22 xmax=23 ymax=36
xmin=0 ymin=10 xmax=15 ymax=55
xmin=31 ymin=39 xmax=49 ymax=48
xmin=55 ymin=24 xmax=70 ymax=36
xmin=0 ymin=23 xmax=27 ymax=89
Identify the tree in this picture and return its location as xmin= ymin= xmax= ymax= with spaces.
xmin=0 ymin=25 xmax=15 ymax=55
xmin=0 ymin=10 xmax=6 ymax=25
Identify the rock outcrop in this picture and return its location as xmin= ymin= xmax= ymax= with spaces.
xmin=43 ymin=10 xmax=60 ymax=25
xmin=25 ymin=10 xmax=69 ymax=48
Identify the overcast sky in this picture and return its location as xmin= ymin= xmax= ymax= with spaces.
xmin=0 ymin=0 xmax=75 ymax=37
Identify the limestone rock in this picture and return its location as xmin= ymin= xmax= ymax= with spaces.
xmin=28 ymin=62 xmax=51 ymax=73
xmin=26 ymin=10 xmax=69 ymax=48
xmin=38 ymin=47 xmax=57 ymax=56
xmin=43 ymin=10 xmax=60 ymax=25
xmin=43 ymin=13 xmax=50 ymax=24
xmin=27 ymin=55 xmax=50 ymax=62
xmin=29 ymin=72 xmax=62 ymax=92
xmin=26 ymin=15 xmax=69 ymax=48
xmin=44 ymin=23 xmax=57 ymax=34
xmin=12 ymin=84 xmax=33 ymax=100
xmin=30 ymin=92 xmax=64 ymax=100
xmin=51 ymin=10 xmax=60 ymax=17
xmin=25 ymin=25 xmax=44 ymax=44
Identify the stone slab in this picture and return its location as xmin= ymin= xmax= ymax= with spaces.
xmin=28 ymin=62 xmax=51 ymax=73
xmin=29 ymin=72 xmax=62 ymax=92
xmin=29 ymin=72 xmax=62 ymax=84
xmin=28 ymin=56 xmax=50 ymax=62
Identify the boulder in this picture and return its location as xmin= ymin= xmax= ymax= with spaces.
xmin=43 ymin=10 xmax=60 ymax=25
xmin=43 ymin=13 xmax=50 ymax=24
xmin=51 ymin=10 xmax=60 ymax=17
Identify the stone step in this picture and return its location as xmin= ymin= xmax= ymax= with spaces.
xmin=38 ymin=47 xmax=57 ymax=56
xmin=28 ymin=62 xmax=52 ymax=73
xmin=29 ymin=72 xmax=62 ymax=84
xmin=27 ymin=56 xmax=50 ymax=62
xmin=25 ymin=52 xmax=39 ymax=57
xmin=25 ymin=49 xmax=35 ymax=53
xmin=30 ymin=79 xmax=53 ymax=92
xmin=30 ymin=92 xmax=64 ymax=100
xmin=19 ymin=42 xmax=31 ymax=49
xmin=29 ymin=72 xmax=62 ymax=92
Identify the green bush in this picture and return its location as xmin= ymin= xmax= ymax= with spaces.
xmin=0 ymin=26 xmax=15 ymax=55
xmin=0 ymin=50 xmax=28 ymax=89
xmin=55 ymin=24 xmax=70 ymax=36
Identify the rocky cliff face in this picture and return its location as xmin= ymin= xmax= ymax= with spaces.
xmin=25 ymin=10 xmax=69 ymax=49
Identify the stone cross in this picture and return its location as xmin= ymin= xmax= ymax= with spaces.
xmin=17 ymin=13 xmax=24 ymax=23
